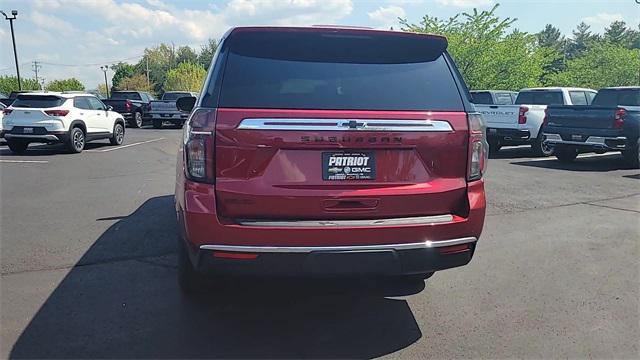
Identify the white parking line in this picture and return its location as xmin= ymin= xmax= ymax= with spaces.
xmin=522 ymin=153 xmax=618 ymax=162
xmin=0 ymin=159 xmax=49 ymax=164
xmin=86 ymin=138 xmax=165 ymax=153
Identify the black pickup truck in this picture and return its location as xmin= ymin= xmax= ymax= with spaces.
xmin=543 ymin=86 xmax=639 ymax=167
xmin=102 ymin=91 xmax=154 ymax=128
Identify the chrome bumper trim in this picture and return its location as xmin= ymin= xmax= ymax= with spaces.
xmin=199 ymin=237 xmax=478 ymax=253
xmin=544 ymin=133 xmax=627 ymax=147
xmin=236 ymin=214 xmax=454 ymax=228
xmin=4 ymin=134 xmax=59 ymax=141
xmin=237 ymin=118 xmax=454 ymax=132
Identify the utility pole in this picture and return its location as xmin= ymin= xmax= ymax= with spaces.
xmin=100 ymin=65 xmax=110 ymax=98
xmin=1 ymin=10 xmax=21 ymax=90
xmin=146 ymin=57 xmax=150 ymax=87
xmin=32 ymin=60 xmax=42 ymax=88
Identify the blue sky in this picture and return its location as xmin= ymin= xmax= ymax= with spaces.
xmin=0 ymin=0 xmax=638 ymax=88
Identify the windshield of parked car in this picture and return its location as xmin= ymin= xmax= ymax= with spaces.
xmin=11 ymin=95 xmax=66 ymax=108
xmin=216 ymin=30 xmax=464 ymax=111
xmin=111 ymin=92 xmax=142 ymax=101
xmin=592 ymin=89 xmax=640 ymax=107
xmin=470 ymin=92 xmax=493 ymax=104
xmin=162 ymin=92 xmax=192 ymax=101
xmin=515 ymin=91 xmax=564 ymax=105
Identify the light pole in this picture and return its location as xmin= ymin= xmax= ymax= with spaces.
xmin=1 ymin=10 xmax=21 ymax=90
xmin=100 ymin=65 xmax=109 ymax=98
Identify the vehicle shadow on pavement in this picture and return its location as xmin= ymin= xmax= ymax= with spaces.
xmin=10 ymin=195 xmax=423 ymax=359
xmin=489 ymin=146 xmax=537 ymax=159
xmin=0 ymin=141 xmax=114 ymax=156
xmin=511 ymin=153 xmax=634 ymax=172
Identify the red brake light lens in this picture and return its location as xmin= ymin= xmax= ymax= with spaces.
xmin=125 ymin=100 xmax=132 ymax=112
xmin=44 ymin=109 xmax=69 ymax=117
xmin=614 ymin=108 xmax=625 ymax=129
xmin=542 ymin=109 xmax=549 ymax=127
xmin=468 ymin=113 xmax=488 ymax=181
xmin=518 ymin=106 xmax=528 ymax=124
xmin=184 ymin=108 xmax=216 ymax=183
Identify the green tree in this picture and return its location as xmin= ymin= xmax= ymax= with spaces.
xmin=137 ymin=43 xmax=175 ymax=94
xmin=198 ymin=38 xmax=218 ymax=69
xmin=97 ymin=83 xmax=109 ymax=97
xmin=566 ymin=22 xmax=596 ymax=59
xmin=400 ymin=4 xmax=552 ymax=90
xmin=116 ymin=74 xmax=154 ymax=93
xmin=604 ymin=20 xmax=629 ymax=45
xmin=0 ymin=76 xmax=40 ymax=94
xmin=164 ymin=62 xmax=206 ymax=92
xmin=537 ymin=24 xmax=565 ymax=50
xmin=548 ymin=42 xmax=640 ymax=88
xmin=110 ymin=63 xmax=136 ymax=90
xmin=176 ymin=46 xmax=198 ymax=64
xmin=46 ymin=78 xmax=85 ymax=92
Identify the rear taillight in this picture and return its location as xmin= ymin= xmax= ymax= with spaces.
xmin=44 ymin=109 xmax=69 ymax=117
xmin=2 ymin=108 xmax=12 ymax=115
xmin=184 ymin=108 xmax=216 ymax=183
xmin=125 ymin=100 xmax=132 ymax=112
xmin=542 ymin=109 xmax=549 ymax=127
xmin=614 ymin=108 xmax=626 ymax=129
xmin=518 ymin=106 xmax=528 ymax=124
xmin=468 ymin=113 xmax=488 ymax=181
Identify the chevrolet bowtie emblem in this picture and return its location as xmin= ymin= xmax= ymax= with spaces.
xmin=343 ymin=120 xmax=366 ymax=129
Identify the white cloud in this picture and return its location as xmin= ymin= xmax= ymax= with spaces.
xmin=386 ymin=0 xmax=424 ymax=4
xmin=583 ymin=12 xmax=624 ymax=31
xmin=30 ymin=12 xmax=75 ymax=33
xmin=368 ymin=5 xmax=406 ymax=29
xmin=436 ymin=0 xmax=493 ymax=7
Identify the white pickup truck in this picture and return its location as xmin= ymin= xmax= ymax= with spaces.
xmin=474 ymin=87 xmax=597 ymax=156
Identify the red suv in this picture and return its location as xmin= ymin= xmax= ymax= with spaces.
xmin=175 ymin=26 xmax=487 ymax=293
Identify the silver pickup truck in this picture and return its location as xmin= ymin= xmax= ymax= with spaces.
xmin=148 ymin=91 xmax=198 ymax=128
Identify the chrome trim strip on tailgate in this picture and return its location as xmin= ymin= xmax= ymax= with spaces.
xmin=544 ymin=133 xmax=627 ymax=147
xmin=200 ymin=237 xmax=477 ymax=253
xmin=236 ymin=214 xmax=454 ymax=227
xmin=237 ymin=118 xmax=453 ymax=132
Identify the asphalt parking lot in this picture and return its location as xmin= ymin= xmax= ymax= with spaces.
xmin=0 ymin=128 xmax=638 ymax=359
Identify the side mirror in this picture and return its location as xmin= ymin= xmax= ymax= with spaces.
xmin=106 ymin=105 xmax=113 ymax=111
xmin=176 ymin=96 xmax=196 ymax=113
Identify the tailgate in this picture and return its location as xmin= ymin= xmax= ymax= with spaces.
xmin=547 ymin=106 xmax=617 ymax=129
xmin=214 ymin=109 xmax=469 ymax=220
xmin=475 ymin=105 xmax=519 ymax=125
xmin=150 ymin=101 xmax=177 ymax=113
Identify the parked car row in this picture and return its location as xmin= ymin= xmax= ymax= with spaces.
xmin=471 ymin=86 xmax=638 ymax=168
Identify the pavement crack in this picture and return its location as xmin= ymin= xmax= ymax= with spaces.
xmin=584 ymin=202 xmax=640 ymax=214
xmin=1 ymin=251 xmax=177 ymax=276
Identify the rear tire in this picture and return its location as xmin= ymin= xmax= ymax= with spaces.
xmin=532 ymin=132 xmax=554 ymax=157
xmin=178 ymin=239 xmax=210 ymax=297
xmin=130 ymin=112 xmax=143 ymax=128
xmin=109 ymin=122 xmax=125 ymax=145
xmin=152 ymin=120 xmax=163 ymax=129
xmin=488 ymin=139 xmax=501 ymax=155
xmin=622 ymin=139 xmax=640 ymax=169
xmin=67 ymin=127 xmax=85 ymax=153
xmin=7 ymin=139 xmax=29 ymax=154
xmin=555 ymin=145 xmax=578 ymax=163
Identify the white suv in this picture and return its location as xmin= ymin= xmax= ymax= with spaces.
xmin=2 ymin=92 xmax=126 ymax=153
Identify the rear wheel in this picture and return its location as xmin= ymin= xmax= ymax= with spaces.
xmin=7 ymin=139 xmax=29 ymax=154
xmin=152 ymin=120 xmax=163 ymax=129
xmin=622 ymin=139 xmax=640 ymax=169
xmin=130 ymin=112 xmax=143 ymax=128
xmin=488 ymin=139 xmax=501 ymax=155
xmin=532 ymin=133 xmax=554 ymax=157
xmin=178 ymin=239 xmax=210 ymax=297
xmin=110 ymin=122 xmax=125 ymax=145
xmin=67 ymin=127 xmax=85 ymax=153
xmin=555 ymin=145 xmax=578 ymax=163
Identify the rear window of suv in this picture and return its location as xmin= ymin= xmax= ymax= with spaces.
xmin=11 ymin=95 xmax=65 ymax=108
xmin=515 ymin=91 xmax=564 ymax=105
xmin=216 ymin=29 xmax=465 ymax=111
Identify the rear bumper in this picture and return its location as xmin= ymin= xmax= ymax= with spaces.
xmin=149 ymin=113 xmax=188 ymax=120
xmin=544 ymin=133 xmax=627 ymax=151
xmin=4 ymin=131 xmax=69 ymax=143
xmin=196 ymin=239 xmax=476 ymax=276
xmin=176 ymin=178 xmax=486 ymax=276
xmin=487 ymin=127 xmax=531 ymax=143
